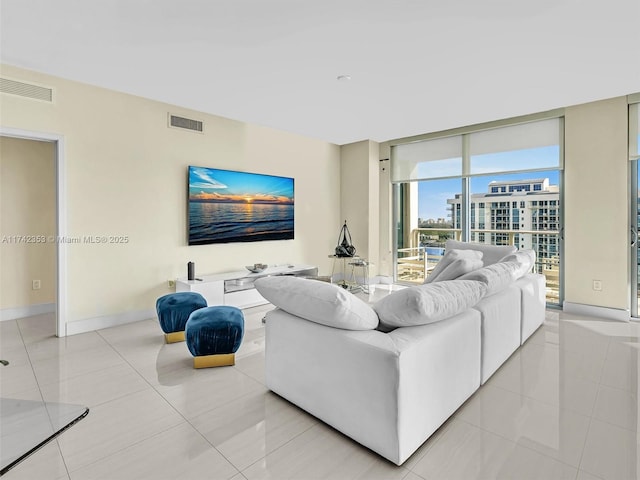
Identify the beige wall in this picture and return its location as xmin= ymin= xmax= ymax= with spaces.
xmin=0 ymin=65 xmax=340 ymax=325
xmin=378 ymin=149 xmax=393 ymax=276
xmin=0 ymin=137 xmax=56 ymax=309
xmin=340 ymin=140 xmax=380 ymax=276
xmin=564 ymin=96 xmax=629 ymax=311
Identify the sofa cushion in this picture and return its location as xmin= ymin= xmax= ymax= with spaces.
xmin=457 ymin=261 xmax=521 ymax=296
xmin=426 ymin=257 xmax=484 ymax=283
xmin=425 ymin=249 xmax=483 ymax=283
xmin=254 ymin=276 xmax=379 ymax=330
xmin=445 ymin=240 xmax=516 ymax=266
xmin=500 ymin=249 xmax=536 ymax=277
xmin=373 ymin=280 xmax=486 ymax=328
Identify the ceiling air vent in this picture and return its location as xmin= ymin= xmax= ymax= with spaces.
xmin=168 ymin=114 xmax=204 ymax=133
xmin=0 ymin=77 xmax=53 ymax=102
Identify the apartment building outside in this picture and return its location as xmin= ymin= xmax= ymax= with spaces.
xmin=442 ymin=177 xmax=561 ymax=299
xmin=447 ymin=177 xmax=559 ymax=258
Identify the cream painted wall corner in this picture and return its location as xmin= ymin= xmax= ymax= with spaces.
xmin=564 ymin=96 xmax=630 ymax=313
xmin=340 ymin=140 xmax=380 ymax=277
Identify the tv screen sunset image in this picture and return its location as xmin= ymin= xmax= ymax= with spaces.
xmin=188 ymin=166 xmax=294 ymax=245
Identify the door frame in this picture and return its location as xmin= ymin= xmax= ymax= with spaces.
xmin=1 ymin=127 xmax=67 ymax=337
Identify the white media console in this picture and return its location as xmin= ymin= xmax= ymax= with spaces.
xmin=175 ymin=264 xmax=318 ymax=309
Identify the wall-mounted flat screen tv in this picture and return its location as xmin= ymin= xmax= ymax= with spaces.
xmin=188 ymin=166 xmax=294 ymax=245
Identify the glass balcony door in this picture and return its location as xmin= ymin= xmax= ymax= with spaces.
xmin=469 ymin=171 xmax=562 ymax=305
xmin=395 ymin=179 xmax=462 ymax=284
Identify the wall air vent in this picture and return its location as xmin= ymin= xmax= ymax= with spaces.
xmin=168 ymin=114 xmax=204 ymax=133
xmin=0 ymin=77 xmax=53 ymax=102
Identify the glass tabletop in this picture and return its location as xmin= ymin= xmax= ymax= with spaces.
xmin=0 ymin=397 xmax=89 ymax=475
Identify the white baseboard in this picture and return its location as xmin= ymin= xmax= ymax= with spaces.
xmin=373 ymin=275 xmax=394 ymax=285
xmin=330 ymin=274 xmax=392 ymax=285
xmin=562 ymin=301 xmax=630 ymax=322
xmin=65 ymin=309 xmax=156 ymax=336
xmin=0 ymin=303 xmax=56 ymax=321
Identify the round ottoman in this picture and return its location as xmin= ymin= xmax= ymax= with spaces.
xmin=185 ymin=306 xmax=244 ymax=368
xmin=156 ymin=292 xmax=207 ymax=343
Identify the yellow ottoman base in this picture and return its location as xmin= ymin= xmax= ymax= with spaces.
xmin=164 ymin=331 xmax=185 ymax=344
xmin=193 ymin=353 xmax=235 ymax=369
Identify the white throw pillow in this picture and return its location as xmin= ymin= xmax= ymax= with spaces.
xmin=457 ymin=261 xmax=521 ymax=296
xmin=426 ymin=257 xmax=484 ymax=283
xmin=425 ymin=249 xmax=483 ymax=283
xmin=254 ymin=276 xmax=379 ymax=330
xmin=373 ymin=280 xmax=487 ymax=328
xmin=445 ymin=240 xmax=516 ymax=267
xmin=500 ymin=249 xmax=536 ymax=277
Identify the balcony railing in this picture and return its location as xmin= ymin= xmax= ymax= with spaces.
xmin=397 ymin=227 xmax=560 ymax=304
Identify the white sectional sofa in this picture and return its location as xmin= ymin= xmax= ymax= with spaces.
xmin=255 ymin=242 xmax=545 ymax=466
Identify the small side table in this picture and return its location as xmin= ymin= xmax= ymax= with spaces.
xmin=348 ymin=259 xmax=372 ymax=293
xmin=328 ymin=254 xmax=361 ymax=289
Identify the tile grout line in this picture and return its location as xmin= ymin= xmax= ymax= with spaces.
xmin=586 ymin=336 xmax=640 ymax=435
xmin=65 ymin=421 xmax=209 ymax=478
xmin=24 ymin=329 xmax=128 ymax=391
xmin=190 ymin=306 xmax=324 ymax=475
xmin=229 ymin=308 xmax=326 ymax=475
xmin=94 ymin=327 xmax=249 ymax=477
xmin=236 ymin=418 xmax=320 ymax=475
xmin=14 ymin=316 xmax=74 ymax=480
xmin=595 ymin=336 xmax=612 ymax=386
xmin=573 ymin=416 xmax=601 ymax=480
xmin=404 ymin=415 xmax=457 ymax=475
xmin=486 ymin=381 xmax=598 ymax=419
xmin=453 ymin=415 xmax=582 ymax=474
xmin=59 ymin=329 xmax=224 ymax=476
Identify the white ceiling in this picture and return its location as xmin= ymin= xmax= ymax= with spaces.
xmin=1 ymin=0 xmax=639 ymax=145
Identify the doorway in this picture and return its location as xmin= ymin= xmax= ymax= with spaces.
xmin=0 ymin=128 xmax=66 ymax=337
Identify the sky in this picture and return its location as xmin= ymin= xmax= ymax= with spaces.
xmin=189 ymin=166 xmax=294 ymax=204
xmin=417 ymin=147 xmax=560 ymax=220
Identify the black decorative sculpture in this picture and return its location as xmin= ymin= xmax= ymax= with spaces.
xmin=335 ymin=220 xmax=356 ymax=257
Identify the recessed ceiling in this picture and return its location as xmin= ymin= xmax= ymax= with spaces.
xmin=1 ymin=0 xmax=639 ymax=145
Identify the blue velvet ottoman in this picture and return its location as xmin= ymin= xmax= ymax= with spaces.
xmin=156 ymin=292 xmax=207 ymax=344
xmin=185 ymin=306 xmax=244 ymax=368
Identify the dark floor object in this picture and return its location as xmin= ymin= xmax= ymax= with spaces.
xmin=0 ymin=398 xmax=89 ymax=475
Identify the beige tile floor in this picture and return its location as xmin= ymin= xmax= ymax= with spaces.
xmin=1 ymin=303 xmax=639 ymax=480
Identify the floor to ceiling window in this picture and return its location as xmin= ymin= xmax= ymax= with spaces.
xmin=393 ymin=135 xmax=462 ymax=282
xmin=391 ymin=117 xmax=564 ymax=305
